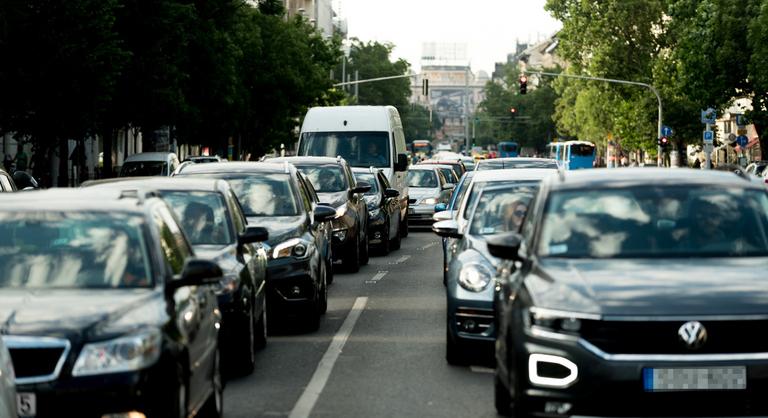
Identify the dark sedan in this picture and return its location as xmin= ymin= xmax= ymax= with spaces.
xmin=488 ymin=168 xmax=768 ymax=417
xmin=352 ymin=167 xmax=401 ymax=255
xmin=83 ymin=177 xmax=270 ymax=377
xmin=176 ymin=162 xmax=336 ymax=331
xmin=0 ymin=189 xmax=223 ymax=418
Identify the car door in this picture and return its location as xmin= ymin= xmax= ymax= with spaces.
xmin=154 ymin=206 xmax=217 ymax=410
xmin=296 ymin=173 xmax=324 ymax=276
xmin=225 ymin=188 xmax=266 ymax=316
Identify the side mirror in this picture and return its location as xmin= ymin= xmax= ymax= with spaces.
xmin=486 ymin=232 xmax=524 ymax=261
xmin=239 ymin=226 xmax=269 ymax=245
xmin=167 ymin=259 xmax=223 ymax=293
xmin=442 ymin=183 xmax=456 ymax=191
xmin=384 ymin=188 xmax=400 ymax=198
xmin=352 ymin=181 xmax=372 ymax=194
xmin=432 ymin=219 xmax=463 ymax=239
xmin=433 ymin=209 xmax=454 ymax=222
xmin=314 ymin=205 xmax=337 ymax=222
xmin=434 ymin=203 xmax=448 ymax=213
xmin=395 ymin=153 xmax=408 ymax=172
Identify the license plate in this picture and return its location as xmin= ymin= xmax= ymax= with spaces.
xmin=643 ymin=367 xmax=747 ymax=392
xmin=17 ymin=392 xmax=36 ymax=417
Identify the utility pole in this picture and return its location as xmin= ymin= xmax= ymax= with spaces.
xmin=464 ymin=67 xmax=471 ymax=155
xmin=354 ymin=70 xmax=359 ymax=101
xmin=525 ymin=70 xmax=663 ymax=166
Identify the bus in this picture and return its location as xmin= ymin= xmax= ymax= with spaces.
xmin=547 ymin=140 xmax=596 ymax=169
xmin=498 ymin=141 xmax=519 ymax=158
xmin=410 ymin=140 xmax=433 ymax=159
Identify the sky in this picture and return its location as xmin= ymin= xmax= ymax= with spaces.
xmin=333 ymin=0 xmax=563 ymax=75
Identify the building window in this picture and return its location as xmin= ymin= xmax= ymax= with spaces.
xmin=724 ymin=120 xmax=732 ymax=134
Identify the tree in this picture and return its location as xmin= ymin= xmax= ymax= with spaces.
xmin=402 ymin=104 xmax=442 ymax=142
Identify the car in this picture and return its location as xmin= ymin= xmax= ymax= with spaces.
xmin=119 ymin=152 xmax=180 ymax=177
xmin=269 ymin=156 xmax=371 ymax=272
xmin=487 ymin=168 xmax=768 ymax=417
xmin=422 ymin=163 xmax=460 ymax=185
xmin=297 ymin=106 xmax=411 ymax=239
xmin=745 ymin=160 xmax=768 ymax=176
xmin=352 ymin=167 xmax=402 ymax=255
xmin=474 ymin=157 xmax=559 ymax=171
xmin=175 ymin=162 xmax=336 ymax=331
xmin=419 ymin=159 xmax=467 ymax=181
xmin=0 ymin=168 xmax=16 ymax=192
xmin=406 ymin=165 xmax=454 ymax=227
xmin=0 ymin=337 xmax=17 ymax=418
xmin=0 ymin=189 xmax=224 ymax=418
xmin=83 ymin=177 xmax=270 ymax=377
xmin=459 ymin=156 xmax=476 ymax=172
xmin=184 ymin=155 xmax=223 ymax=164
xmin=434 ymin=171 xmax=476 ymax=284
xmin=431 ymin=169 xmax=553 ymax=366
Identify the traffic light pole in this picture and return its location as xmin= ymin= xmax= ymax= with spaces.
xmin=525 ymin=70 xmax=663 ymax=166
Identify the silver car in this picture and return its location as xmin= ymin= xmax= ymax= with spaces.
xmin=407 ymin=165 xmax=454 ymax=227
xmin=0 ymin=337 xmax=18 ymax=418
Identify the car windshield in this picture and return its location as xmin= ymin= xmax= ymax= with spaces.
xmin=160 ymin=191 xmax=233 ymax=246
xmin=354 ymin=172 xmax=379 ymax=196
xmin=299 ymin=131 xmax=391 ymax=168
xmin=0 ymin=212 xmax=152 ymax=289
xmin=120 ymin=161 xmax=167 ymax=177
xmin=571 ymin=144 xmax=595 ymax=157
xmin=296 ymin=165 xmax=347 ymax=193
xmin=408 ymin=170 xmax=438 ymax=188
xmin=538 ymin=186 xmax=768 ymax=258
xmin=206 ymin=174 xmax=299 ymax=217
xmin=469 ymin=184 xmax=539 ymax=236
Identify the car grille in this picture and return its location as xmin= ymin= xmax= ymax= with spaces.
xmin=4 ymin=336 xmax=70 ymax=384
xmin=580 ymin=319 xmax=768 ymax=354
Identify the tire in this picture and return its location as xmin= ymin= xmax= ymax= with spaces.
xmin=319 ymin=262 xmax=328 ymax=315
xmin=401 ymin=209 xmax=409 ymax=238
xmin=342 ymin=238 xmax=360 ymax=273
xmin=390 ymin=213 xmax=401 ymax=250
xmin=445 ymin=322 xmax=468 ymax=366
xmin=495 ymin=370 xmax=515 ymax=417
xmin=199 ymin=349 xmax=224 ymax=418
xmin=326 ymin=258 xmax=335 ymax=285
xmin=305 ymin=265 xmax=324 ymax=331
xmin=360 ymin=222 xmax=370 ymax=266
xmin=379 ymin=221 xmax=391 ymax=255
xmin=234 ymin=307 xmax=255 ymax=376
xmin=254 ymin=298 xmax=267 ymax=350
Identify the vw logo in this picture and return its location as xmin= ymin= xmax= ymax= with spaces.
xmin=678 ymin=321 xmax=707 ymax=349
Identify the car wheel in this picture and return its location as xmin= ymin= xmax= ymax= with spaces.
xmin=199 ymin=349 xmax=224 ymax=418
xmin=326 ymin=257 xmax=335 ymax=285
xmin=360 ymin=222 xmax=370 ymax=265
xmin=445 ymin=322 xmax=468 ymax=366
xmin=343 ymin=237 xmax=360 ymax=273
xmin=390 ymin=214 xmax=401 ymax=250
xmin=235 ymin=306 xmax=256 ymax=376
xmin=254 ymin=298 xmax=267 ymax=350
xmin=495 ymin=369 xmax=515 ymax=417
xmin=401 ymin=211 xmax=409 ymax=238
xmin=319 ymin=262 xmax=328 ymax=315
xmin=379 ymin=220 xmax=391 ymax=255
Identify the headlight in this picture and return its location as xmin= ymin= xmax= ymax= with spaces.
xmin=272 ymin=238 xmax=310 ymax=259
xmin=422 ymin=197 xmax=439 ymax=205
xmin=526 ymin=308 xmax=600 ymax=335
xmin=335 ymin=205 xmax=348 ymax=218
xmin=458 ymin=263 xmax=494 ymax=292
xmin=72 ymin=330 xmax=161 ymax=376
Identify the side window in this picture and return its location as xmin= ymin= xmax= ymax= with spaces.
xmin=521 ymin=190 xmax=542 ymax=249
xmin=295 ymin=175 xmax=313 ymax=213
xmin=226 ymin=190 xmax=247 ymax=233
xmin=303 ymin=177 xmax=320 ymax=203
xmin=153 ymin=209 xmax=187 ymax=275
xmin=0 ymin=174 xmax=11 ymax=191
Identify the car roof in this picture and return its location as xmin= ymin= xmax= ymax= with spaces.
xmin=478 ymin=157 xmax=556 ymax=164
xmin=471 ymin=168 xmax=557 ymax=183
xmin=268 ymin=156 xmax=345 ymax=166
xmin=409 ymin=165 xmax=440 ymax=171
xmin=0 ymin=188 xmax=158 ymax=213
xmin=124 ymin=152 xmax=176 ymax=162
xmin=176 ymin=161 xmax=294 ymax=175
xmin=351 ymin=167 xmax=382 ymax=175
xmin=546 ymin=168 xmax=764 ymax=190
xmin=82 ymin=177 xmax=226 ymax=193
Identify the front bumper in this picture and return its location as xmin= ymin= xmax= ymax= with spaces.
xmin=408 ymin=204 xmax=436 ymax=225
xmin=266 ymin=257 xmax=317 ymax=318
xmin=513 ymin=328 xmax=768 ymax=417
xmin=447 ymin=284 xmax=495 ymax=359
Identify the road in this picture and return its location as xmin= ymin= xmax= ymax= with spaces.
xmin=223 ymin=231 xmax=496 ymax=418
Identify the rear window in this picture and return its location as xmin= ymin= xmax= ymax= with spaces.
xmin=120 ymin=161 xmax=167 ymax=177
xmin=184 ymin=173 xmax=300 ymax=217
xmin=295 ymin=165 xmax=348 ymax=193
xmin=160 ymin=191 xmax=233 ymax=246
xmin=408 ymin=170 xmax=438 ymax=188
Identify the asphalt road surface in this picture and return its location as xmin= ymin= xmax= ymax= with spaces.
xmin=223 ymin=231 xmax=496 ymax=418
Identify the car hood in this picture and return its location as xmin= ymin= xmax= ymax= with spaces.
xmin=317 ymin=191 xmax=348 ymax=208
xmin=0 ymin=289 xmax=166 ymax=340
xmin=246 ymin=215 xmax=305 ymax=246
xmin=528 ymin=257 xmax=768 ymax=316
xmin=409 ymin=187 xmax=440 ymax=200
xmin=465 ymin=235 xmax=500 ymax=268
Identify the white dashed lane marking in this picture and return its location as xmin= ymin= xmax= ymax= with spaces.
xmin=389 ymin=255 xmax=411 ymax=265
xmin=365 ymin=271 xmax=389 ymax=284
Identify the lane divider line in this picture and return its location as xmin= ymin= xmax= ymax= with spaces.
xmin=288 ymin=296 xmax=369 ymax=418
xmin=389 ymin=255 xmax=411 ymax=265
xmin=418 ymin=242 xmax=438 ymax=251
xmin=365 ymin=270 xmax=388 ymax=284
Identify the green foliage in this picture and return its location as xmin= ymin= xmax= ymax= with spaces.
xmin=402 ymin=104 xmax=442 ymax=142
xmin=341 ymin=40 xmax=411 ymax=109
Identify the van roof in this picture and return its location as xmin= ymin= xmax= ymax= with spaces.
xmin=301 ymin=106 xmax=397 ymax=133
xmin=124 ymin=152 xmax=176 ymax=162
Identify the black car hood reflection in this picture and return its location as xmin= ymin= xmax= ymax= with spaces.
xmin=246 ymin=215 xmax=305 ymax=246
xmin=529 ymin=257 xmax=768 ymax=316
xmin=0 ymin=289 xmax=164 ymax=338
xmin=317 ymin=191 xmax=347 ymax=208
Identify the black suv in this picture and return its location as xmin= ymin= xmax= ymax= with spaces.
xmin=270 ymin=156 xmax=372 ymax=272
xmin=175 ymin=162 xmax=337 ymax=331
xmin=489 ymin=168 xmax=768 ymax=417
xmin=84 ymin=177 xmax=270 ymax=377
xmin=0 ymin=189 xmax=224 ymax=418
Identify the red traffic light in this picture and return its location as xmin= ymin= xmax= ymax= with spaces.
xmin=660 ymin=136 xmax=668 ymax=144
xmin=519 ymin=75 xmax=528 ymax=84
xmin=510 ymin=107 xmax=517 ymax=114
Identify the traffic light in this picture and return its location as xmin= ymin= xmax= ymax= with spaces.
xmin=658 ymin=136 xmax=669 ymax=149
xmin=509 ymin=107 xmax=518 ymax=119
xmin=519 ymin=75 xmax=528 ymax=95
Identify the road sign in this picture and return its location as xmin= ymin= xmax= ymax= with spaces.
xmin=661 ymin=125 xmax=673 ymax=136
xmin=737 ymin=135 xmax=748 ymax=148
xmin=701 ymin=108 xmax=717 ymax=124
xmin=737 ymin=128 xmax=748 ymax=136
xmin=703 ymin=130 xmax=714 ymax=144
xmin=736 ymin=115 xmax=748 ymax=128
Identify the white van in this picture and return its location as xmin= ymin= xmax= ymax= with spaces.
xmin=298 ymin=106 xmax=411 ymax=235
